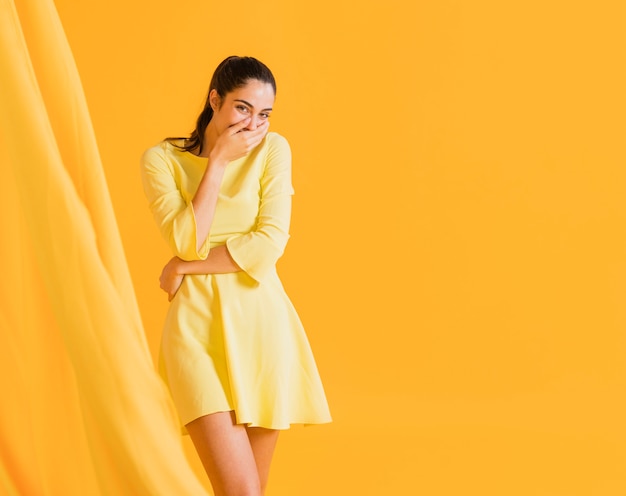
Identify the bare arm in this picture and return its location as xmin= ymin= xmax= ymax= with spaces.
xmin=191 ymin=164 xmax=226 ymax=252
xmin=158 ymin=132 xmax=290 ymax=302
xmin=192 ymin=118 xmax=269 ymax=251
xmin=173 ymin=245 xmax=241 ymax=275
xmin=159 ymin=246 xmax=241 ymax=301
xmin=141 ymin=118 xmax=267 ymax=260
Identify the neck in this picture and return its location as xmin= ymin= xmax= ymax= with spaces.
xmin=197 ymin=120 xmax=218 ymax=158
xmin=192 ymin=121 xmax=218 ymax=158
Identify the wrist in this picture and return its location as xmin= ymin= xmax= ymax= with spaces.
xmin=198 ymin=158 xmax=226 ymax=189
xmin=207 ymin=149 xmax=229 ymax=168
xmin=172 ymin=257 xmax=184 ymax=275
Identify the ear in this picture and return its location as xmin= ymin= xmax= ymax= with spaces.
xmin=209 ymin=89 xmax=221 ymax=111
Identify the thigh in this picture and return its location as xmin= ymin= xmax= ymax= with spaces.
xmin=246 ymin=427 xmax=280 ymax=493
xmin=186 ymin=411 xmax=260 ymax=496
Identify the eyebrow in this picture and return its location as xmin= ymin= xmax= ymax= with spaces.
xmin=234 ymin=99 xmax=273 ymax=112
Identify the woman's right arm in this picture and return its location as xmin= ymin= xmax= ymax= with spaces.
xmin=191 ymin=118 xmax=269 ymax=251
xmin=140 ymin=146 xmax=211 ymax=261
xmin=140 ymin=117 xmax=268 ymax=260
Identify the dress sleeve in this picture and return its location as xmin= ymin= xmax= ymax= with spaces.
xmin=140 ymin=144 xmax=210 ymax=261
xmin=226 ymin=134 xmax=294 ymax=283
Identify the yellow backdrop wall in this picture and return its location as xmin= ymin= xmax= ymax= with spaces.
xmin=52 ymin=0 xmax=626 ymax=494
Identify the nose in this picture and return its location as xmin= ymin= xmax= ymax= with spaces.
xmin=245 ymin=116 xmax=258 ymax=130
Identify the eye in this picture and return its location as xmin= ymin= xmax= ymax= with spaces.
xmin=236 ymin=105 xmax=249 ymax=113
xmin=260 ymin=112 xmax=271 ymax=119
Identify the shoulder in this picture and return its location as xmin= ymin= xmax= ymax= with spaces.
xmin=141 ymin=140 xmax=167 ymax=164
xmin=259 ymin=132 xmax=293 ymax=193
xmin=265 ymin=131 xmax=290 ymax=148
xmin=141 ymin=140 xmax=177 ymax=162
xmin=264 ymin=132 xmax=291 ymax=161
xmin=141 ymin=140 xmax=182 ymax=173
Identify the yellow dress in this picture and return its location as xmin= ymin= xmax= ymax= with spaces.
xmin=140 ymin=132 xmax=331 ymax=429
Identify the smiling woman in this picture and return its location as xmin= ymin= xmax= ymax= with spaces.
xmin=140 ymin=56 xmax=331 ymax=496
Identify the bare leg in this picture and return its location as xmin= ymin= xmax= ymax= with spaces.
xmin=246 ymin=427 xmax=280 ymax=494
xmin=186 ymin=411 xmax=261 ymax=496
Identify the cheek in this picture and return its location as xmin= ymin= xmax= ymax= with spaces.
xmin=216 ymin=109 xmax=244 ymax=129
xmin=211 ymin=110 xmax=229 ymax=130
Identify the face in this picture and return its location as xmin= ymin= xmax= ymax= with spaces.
xmin=210 ymin=79 xmax=275 ymax=133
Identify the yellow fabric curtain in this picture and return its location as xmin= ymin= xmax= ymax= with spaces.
xmin=0 ymin=0 xmax=207 ymax=493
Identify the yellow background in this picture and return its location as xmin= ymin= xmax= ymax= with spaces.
xmin=53 ymin=0 xmax=626 ymax=494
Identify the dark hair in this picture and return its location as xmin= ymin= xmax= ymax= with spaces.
xmin=167 ymin=56 xmax=276 ymax=154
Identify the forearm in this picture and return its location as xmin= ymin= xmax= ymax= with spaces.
xmin=191 ymin=120 xmax=269 ymax=252
xmin=174 ymin=244 xmax=241 ymax=275
xmin=191 ymin=158 xmax=227 ymax=251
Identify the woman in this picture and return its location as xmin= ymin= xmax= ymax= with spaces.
xmin=140 ymin=56 xmax=331 ymax=496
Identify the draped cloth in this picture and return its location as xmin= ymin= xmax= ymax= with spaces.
xmin=0 ymin=0 xmax=208 ymax=493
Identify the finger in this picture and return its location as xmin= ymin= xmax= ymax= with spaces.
xmin=247 ymin=124 xmax=270 ymax=146
xmin=253 ymin=122 xmax=270 ymax=137
xmin=254 ymin=119 xmax=270 ymax=132
xmin=242 ymin=121 xmax=269 ymax=142
xmin=228 ymin=117 xmax=252 ymax=134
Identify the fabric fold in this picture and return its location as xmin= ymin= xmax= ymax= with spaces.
xmin=0 ymin=0 xmax=208 ymax=493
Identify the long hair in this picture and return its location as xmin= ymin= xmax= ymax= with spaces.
xmin=167 ymin=56 xmax=276 ymax=154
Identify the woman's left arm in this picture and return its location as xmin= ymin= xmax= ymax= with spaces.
xmin=225 ymin=133 xmax=294 ymax=283
xmin=159 ymin=134 xmax=294 ymax=299
xmin=159 ymin=245 xmax=241 ymax=301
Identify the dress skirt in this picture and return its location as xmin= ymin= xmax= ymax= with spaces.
xmin=160 ymin=268 xmax=331 ymax=430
